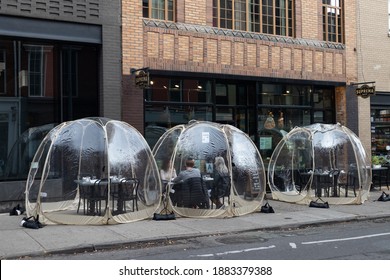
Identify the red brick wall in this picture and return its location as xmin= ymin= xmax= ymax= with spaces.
xmin=122 ymin=0 xmax=358 ymax=134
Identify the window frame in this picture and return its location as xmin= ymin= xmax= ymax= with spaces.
xmin=27 ymin=45 xmax=45 ymax=97
xmin=0 ymin=50 xmax=5 ymax=95
xmin=143 ymin=0 xmax=176 ymax=22
xmin=322 ymin=0 xmax=344 ymax=43
xmin=213 ymin=0 xmax=295 ymax=37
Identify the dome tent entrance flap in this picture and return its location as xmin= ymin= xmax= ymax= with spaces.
xmin=153 ymin=120 xmax=266 ymax=218
xmin=268 ymin=123 xmax=371 ymax=205
xmin=25 ymin=117 xmax=162 ymax=225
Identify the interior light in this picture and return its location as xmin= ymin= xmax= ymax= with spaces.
xmin=150 ymin=80 xmax=154 ymax=85
xmin=175 ymin=84 xmax=179 ymax=88
xmin=163 ymin=85 xmax=167 ymax=89
xmin=197 ymin=85 xmax=203 ymax=89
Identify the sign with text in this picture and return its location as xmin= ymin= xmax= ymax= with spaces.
xmin=356 ymin=84 xmax=375 ymax=98
xmin=135 ymin=70 xmax=149 ymax=88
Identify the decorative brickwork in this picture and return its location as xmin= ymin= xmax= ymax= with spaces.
xmin=142 ymin=19 xmax=346 ymax=83
xmin=121 ymin=0 xmax=358 ymax=136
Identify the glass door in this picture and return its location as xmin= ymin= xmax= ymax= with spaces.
xmin=0 ymin=102 xmax=18 ymax=177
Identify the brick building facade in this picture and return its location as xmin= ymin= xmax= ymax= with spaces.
xmin=0 ymin=0 xmax=376 ymax=210
xmin=122 ymin=0 xmax=366 ymax=153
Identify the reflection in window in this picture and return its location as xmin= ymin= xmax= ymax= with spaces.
xmin=322 ymin=0 xmax=344 ymax=43
xmin=143 ymin=0 xmax=175 ymax=21
xmin=24 ymin=44 xmax=55 ymax=98
xmin=213 ymin=0 xmax=294 ymax=36
xmin=27 ymin=46 xmax=44 ymax=97
xmin=313 ymin=88 xmax=333 ymax=109
xmin=169 ymin=79 xmax=182 ymax=102
xmin=147 ymin=77 xmax=212 ymax=103
xmin=258 ymin=84 xmax=311 ymax=106
xmin=62 ymin=48 xmax=79 ymax=97
xmin=216 ymin=83 xmax=244 ymax=105
xmin=0 ymin=50 xmax=5 ymax=94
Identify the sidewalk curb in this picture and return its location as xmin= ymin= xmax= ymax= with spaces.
xmin=6 ymin=212 xmax=389 ymax=260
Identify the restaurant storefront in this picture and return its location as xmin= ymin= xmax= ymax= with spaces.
xmin=0 ymin=38 xmax=100 ymax=180
xmin=371 ymin=93 xmax=390 ymax=158
xmin=144 ymin=74 xmax=339 ymax=163
xmin=0 ymin=16 xmax=102 ymax=210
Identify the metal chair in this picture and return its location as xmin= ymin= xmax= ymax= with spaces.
xmin=88 ymin=178 xmax=108 ymax=215
xmin=338 ymin=170 xmax=358 ymax=197
xmin=111 ymin=178 xmax=139 ymax=214
xmin=171 ymin=177 xmax=209 ymax=209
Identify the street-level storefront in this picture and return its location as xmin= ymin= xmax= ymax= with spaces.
xmin=371 ymin=93 xmax=390 ymax=159
xmin=144 ymin=73 xmax=340 ymax=164
xmin=0 ymin=39 xmax=100 ymax=180
xmin=0 ymin=17 xmax=101 ymax=209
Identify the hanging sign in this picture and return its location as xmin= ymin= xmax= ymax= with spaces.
xmin=131 ymin=67 xmax=150 ymax=88
xmin=355 ymin=84 xmax=375 ymax=98
xmin=135 ymin=70 xmax=149 ymax=88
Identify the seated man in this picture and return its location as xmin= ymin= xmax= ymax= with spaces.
xmin=171 ymin=158 xmax=209 ymax=208
xmin=172 ymin=157 xmax=201 ymax=183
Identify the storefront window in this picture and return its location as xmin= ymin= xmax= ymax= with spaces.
xmin=259 ymin=84 xmax=311 ymax=106
xmin=144 ymin=77 xmax=335 ymax=153
xmin=0 ymin=39 xmax=99 ymax=181
xmin=145 ymin=77 xmax=214 ymax=148
xmin=0 ymin=50 xmax=6 ymax=95
xmin=371 ymin=108 xmax=390 ymax=157
xmin=257 ymin=84 xmax=334 ymax=163
xmin=147 ymin=77 xmax=212 ymax=103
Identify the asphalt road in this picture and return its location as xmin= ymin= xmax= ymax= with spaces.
xmin=27 ymin=217 xmax=390 ymax=260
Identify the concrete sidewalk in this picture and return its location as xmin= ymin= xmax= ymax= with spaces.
xmin=1 ymin=189 xmax=389 ymax=260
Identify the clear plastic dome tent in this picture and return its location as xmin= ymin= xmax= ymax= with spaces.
xmin=2 ymin=123 xmax=55 ymax=181
xmin=153 ymin=120 xmax=266 ymax=218
xmin=268 ymin=123 xmax=371 ymax=205
xmin=25 ymin=117 xmax=161 ymax=225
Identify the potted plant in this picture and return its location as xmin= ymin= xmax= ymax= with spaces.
xmin=372 ymin=155 xmax=383 ymax=168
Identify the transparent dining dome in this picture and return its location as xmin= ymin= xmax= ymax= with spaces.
xmin=268 ymin=123 xmax=371 ymax=205
xmin=25 ymin=117 xmax=161 ymax=225
xmin=153 ymin=120 xmax=266 ymax=218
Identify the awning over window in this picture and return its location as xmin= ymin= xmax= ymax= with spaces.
xmin=0 ymin=15 xmax=101 ymax=44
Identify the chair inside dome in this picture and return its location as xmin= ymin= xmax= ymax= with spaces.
xmin=25 ymin=117 xmax=161 ymax=225
xmin=153 ymin=120 xmax=266 ymax=218
xmin=268 ymin=123 xmax=371 ymax=204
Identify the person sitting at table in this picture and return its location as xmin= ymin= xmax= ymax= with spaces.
xmin=171 ymin=157 xmax=208 ymax=208
xmin=160 ymin=159 xmax=177 ymax=182
xmin=210 ymin=156 xmax=230 ymax=208
xmin=172 ymin=157 xmax=201 ymax=183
